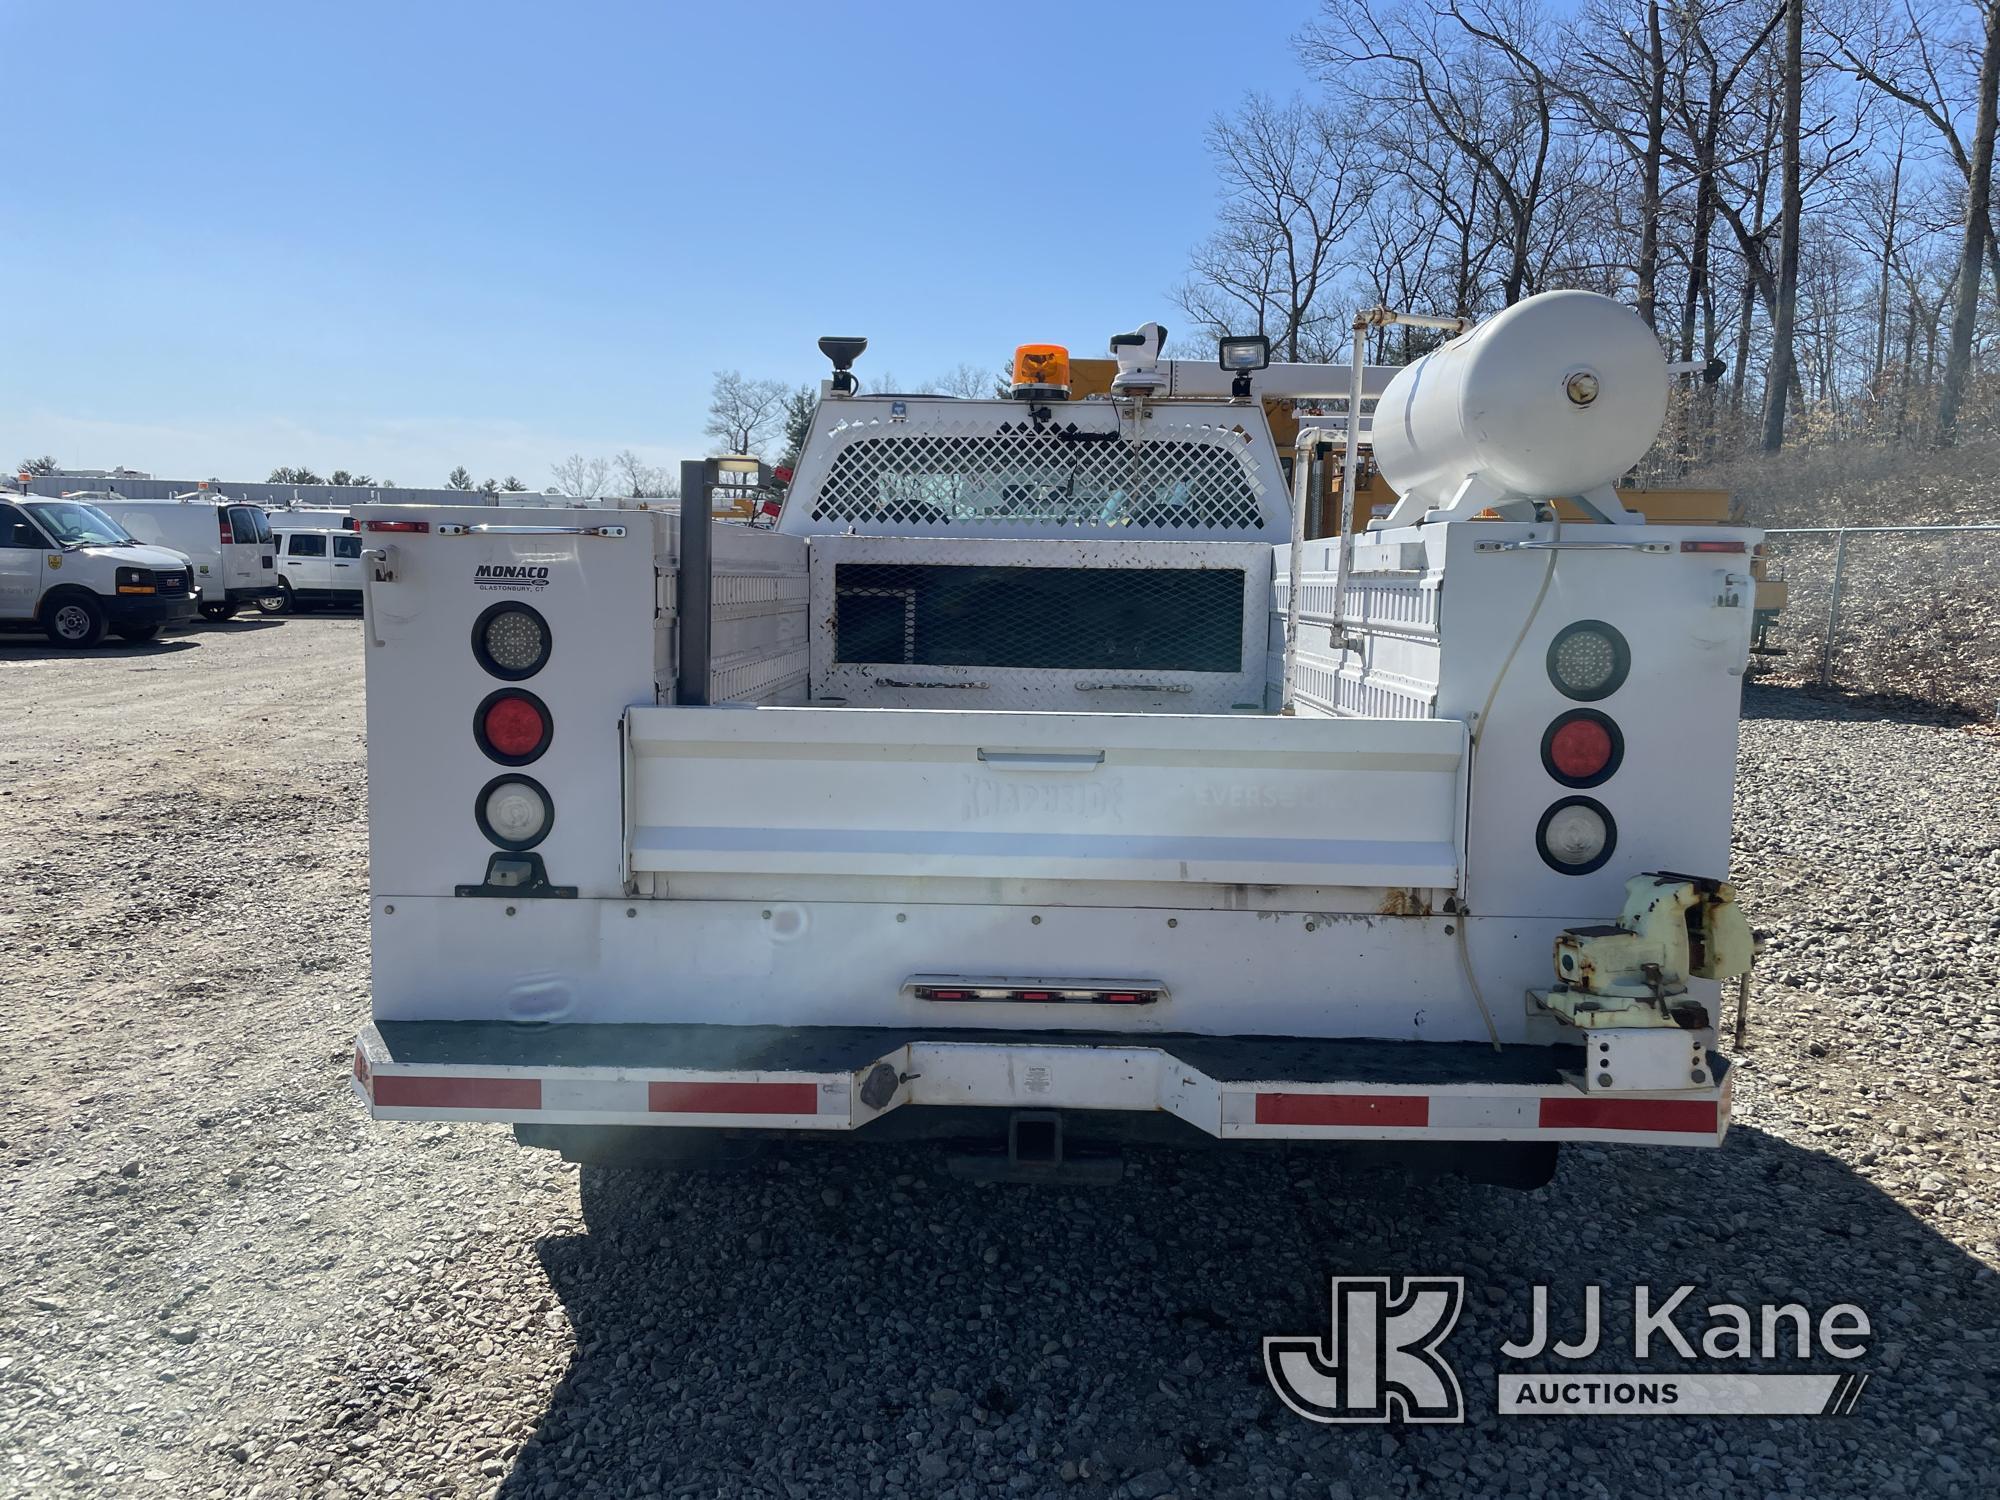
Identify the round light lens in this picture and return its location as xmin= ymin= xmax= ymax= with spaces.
xmin=1537 ymin=796 xmax=1616 ymax=875
xmin=472 ymin=603 xmax=551 ymax=680
xmin=1546 ymin=621 xmax=1629 ymax=701
xmin=476 ymin=775 xmax=553 ymax=850
xmin=1541 ymin=709 xmax=1622 ymax=788
xmin=477 ymin=689 xmax=551 ymax=764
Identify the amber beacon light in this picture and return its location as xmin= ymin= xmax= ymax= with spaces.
xmin=1010 ymin=343 xmax=1071 ymax=401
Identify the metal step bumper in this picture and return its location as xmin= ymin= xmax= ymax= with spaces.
xmin=353 ymin=1022 xmax=1731 ymax=1147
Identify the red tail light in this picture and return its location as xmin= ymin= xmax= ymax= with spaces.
xmin=365 ymin=519 xmax=429 ymax=533
xmin=218 ymin=510 xmax=232 ymax=544
xmin=1541 ymin=708 xmax=1622 ymax=789
xmin=475 ymin=688 xmax=551 ymax=765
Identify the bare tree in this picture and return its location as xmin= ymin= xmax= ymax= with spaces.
xmin=613 ymin=448 xmax=677 ymax=499
xmin=1167 ymin=0 xmax=1988 ymax=465
xmin=1175 ymin=93 xmax=1375 ymax=358
xmin=16 ymin=455 xmax=58 ymax=476
xmin=1761 ymin=0 xmax=1805 ymax=452
xmin=446 ymin=466 xmax=475 ymax=491
xmin=931 ymin=362 xmax=995 ymax=398
xmin=1305 ymin=0 xmax=1570 ymax=308
xmin=705 ymin=371 xmax=789 ymax=458
xmin=549 ymin=453 xmax=610 ymax=499
xmin=1662 ymin=0 xmax=1788 ymax=373
xmin=1825 ymin=0 xmax=2000 ymax=293
xmin=1568 ymin=0 xmax=1679 ymax=330
xmin=1937 ymin=0 xmax=2000 ymax=441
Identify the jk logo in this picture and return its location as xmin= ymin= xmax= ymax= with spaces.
xmin=1264 ymin=1277 xmax=1466 ymax=1424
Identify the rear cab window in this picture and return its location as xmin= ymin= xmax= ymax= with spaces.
xmin=288 ymin=533 xmax=327 ymax=557
xmin=333 ymin=534 xmax=361 ymax=559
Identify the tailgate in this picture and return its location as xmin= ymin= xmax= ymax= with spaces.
xmin=624 ymin=707 xmax=1465 ymax=890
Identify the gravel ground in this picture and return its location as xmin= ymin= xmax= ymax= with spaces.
xmin=0 ymin=617 xmax=1995 ymax=1500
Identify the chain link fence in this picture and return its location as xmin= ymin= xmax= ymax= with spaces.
xmin=1755 ymin=524 xmax=2000 ymax=716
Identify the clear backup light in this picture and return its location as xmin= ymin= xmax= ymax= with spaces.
xmin=1546 ymin=620 xmax=1630 ymax=701
xmin=473 ymin=602 xmax=551 ymax=680
xmin=1537 ymin=796 xmax=1616 ymax=875
xmin=477 ymin=775 xmax=553 ymax=851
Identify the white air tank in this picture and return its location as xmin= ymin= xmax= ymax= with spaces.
xmin=1371 ymin=290 xmax=1667 ymax=513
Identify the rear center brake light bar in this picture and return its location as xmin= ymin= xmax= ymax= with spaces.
xmin=364 ymin=519 xmax=430 ymax=533
xmin=905 ymin=975 xmax=1165 ymax=1006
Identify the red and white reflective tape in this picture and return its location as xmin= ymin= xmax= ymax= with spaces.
xmin=1221 ymin=1084 xmax=1726 ymax=1144
xmin=353 ymin=1034 xmax=1728 ymax=1145
xmin=355 ymin=1045 xmax=844 ymax=1127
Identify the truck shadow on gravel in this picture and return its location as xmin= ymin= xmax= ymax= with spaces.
xmin=0 ymin=636 xmax=203 ymax=660
xmin=1741 ymin=680 xmax=1987 ymax=727
xmin=500 ymin=1126 xmax=1995 ymax=1500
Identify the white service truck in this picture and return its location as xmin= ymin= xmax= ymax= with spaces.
xmin=351 ymin=290 xmax=1758 ymax=1189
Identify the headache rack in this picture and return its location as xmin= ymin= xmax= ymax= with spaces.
xmin=790 ymin=402 xmax=1287 ymax=538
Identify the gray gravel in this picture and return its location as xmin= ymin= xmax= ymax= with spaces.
xmin=0 ymin=619 xmax=1996 ymax=1498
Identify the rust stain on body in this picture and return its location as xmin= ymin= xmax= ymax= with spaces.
xmin=1376 ymin=888 xmax=1434 ymax=918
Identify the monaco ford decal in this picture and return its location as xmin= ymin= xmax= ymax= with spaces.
xmin=474 ymin=564 xmax=551 ymax=592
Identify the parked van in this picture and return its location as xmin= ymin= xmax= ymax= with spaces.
xmin=265 ymin=522 xmax=364 ymax=612
xmin=86 ymin=490 xmax=278 ymax=620
xmin=0 ymin=491 xmax=198 ymax=646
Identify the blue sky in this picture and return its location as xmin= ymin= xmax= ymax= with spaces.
xmin=0 ymin=1 xmax=1315 ymax=487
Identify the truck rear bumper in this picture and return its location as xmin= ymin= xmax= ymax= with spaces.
xmin=353 ymin=1022 xmax=1731 ymax=1147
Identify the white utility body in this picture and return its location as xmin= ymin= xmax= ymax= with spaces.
xmin=352 ymin=292 xmax=1760 ymax=1183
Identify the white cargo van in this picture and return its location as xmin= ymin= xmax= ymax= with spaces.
xmin=87 ymin=491 xmax=278 ymax=620
xmin=263 ymin=511 xmax=363 ymax=612
xmin=0 ymin=491 xmax=198 ymax=645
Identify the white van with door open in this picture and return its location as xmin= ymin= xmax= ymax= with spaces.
xmin=86 ymin=490 xmax=277 ymax=620
xmin=0 ymin=490 xmax=198 ymax=646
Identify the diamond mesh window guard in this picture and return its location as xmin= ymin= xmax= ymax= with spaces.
xmin=833 ymin=562 xmax=1245 ymax=673
xmin=808 ymin=416 xmax=1267 ymax=532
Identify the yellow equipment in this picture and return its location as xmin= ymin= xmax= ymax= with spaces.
xmin=1540 ymin=873 xmax=1756 ymax=1030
